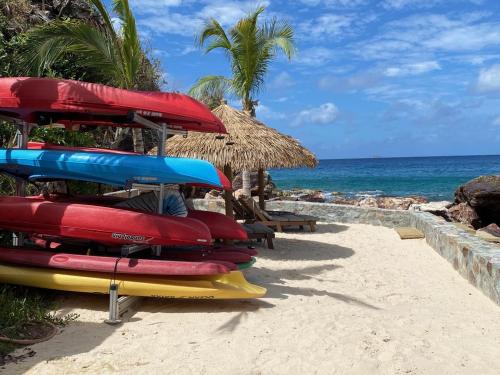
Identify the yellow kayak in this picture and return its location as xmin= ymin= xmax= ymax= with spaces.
xmin=0 ymin=264 xmax=266 ymax=299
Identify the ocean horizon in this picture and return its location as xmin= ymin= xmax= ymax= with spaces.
xmin=270 ymin=154 xmax=500 ymax=202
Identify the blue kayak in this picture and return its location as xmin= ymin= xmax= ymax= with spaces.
xmin=0 ymin=149 xmax=223 ymax=188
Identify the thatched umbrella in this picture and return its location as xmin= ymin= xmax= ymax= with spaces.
xmin=151 ymin=103 xmax=317 ymax=216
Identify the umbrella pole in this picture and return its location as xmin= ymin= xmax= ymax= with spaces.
xmin=224 ymin=164 xmax=234 ymax=218
xmin=258 ymin=168 xmax=265 ymax=210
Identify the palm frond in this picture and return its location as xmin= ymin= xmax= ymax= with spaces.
xmin=112 ymin=0 xmax=142 ymax=88
xmin=197 ymin=19 xmax=232 ymax=54
xmin=89 ymin=0 xmax=118 ymax=40
xmin=188 ymin=75 xmax=234 ymax=106
xmin=261 ymin=18 xmax=296 ymax=59
xmin=22 ymin=20 xmax=122 ymax=83
xmin=194 ymin=6 xmax=296 ymax=112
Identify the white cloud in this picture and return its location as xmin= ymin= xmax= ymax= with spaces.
xmin=297 ymin=0 xmax=366 ymax=6
xmin=179 ymin=45 xmax=197 ymax=55
xmin=296 ymin=47 xmax=335 ymax=66
xmin=353 ymin=13 xmax=500 ymax=61
xmin=299 ymin=14 xmax=354 ymax=39
xmin=256 ymin=104 xmax=287 ymax=120
xmin=381 ymin=0 xmax=485 ymax=9
xmin=476 ymin=65 xmax=500 ymax=93
xmin=130 ymin=0 xmax=183 ymax=14
xmin=384 ymin=61 xmax=441 ymax=77
xmin=136 ymin=0 xmax=270 ymax=37
xmin=318 ymin=70 xmax=381 ymax=92
xmin=492 ymin=116 xmax=500 ymax=126
xmin=269 ymin=72 xmax=295 ymax=89
xmin=292 ymin=103 xmax=339 ymax=126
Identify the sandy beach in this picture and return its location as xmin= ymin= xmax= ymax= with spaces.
xmin=3 ymin=222 xmax=500 ymax=375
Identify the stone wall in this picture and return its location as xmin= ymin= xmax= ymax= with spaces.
xmin=266 ymin=200 xmax=412 ymax=227
xmin=410 ymin=212 xmax=500 ymax=305
xmin=193 ymin=199 xmax=500 ymax=305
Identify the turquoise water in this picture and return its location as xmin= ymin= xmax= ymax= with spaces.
xmin=270 ymin=155 xmax=500 ymax=201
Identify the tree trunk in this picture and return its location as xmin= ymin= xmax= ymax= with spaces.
xmin=223 ymin=164 xmax=234 ymax=218
xmin=132 ymin=128 xmax=145 ymax=154
xmin=258 ymin=168 xmax=265 ymax=209
xmin=241 ymin=98 xmax=256 ymax=198
xmin=242 ymin=170 xmax=251 ymax=197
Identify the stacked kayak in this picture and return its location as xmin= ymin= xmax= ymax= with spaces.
xmin=0 ymin=77 xmax=265 ymax=300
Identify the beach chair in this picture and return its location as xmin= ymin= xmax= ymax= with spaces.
xmin=242 ymin=222 xmax=275 ymax=249
xmin=239 ymin=197 xmax=317 ymax=232
xmin=232 ymin=196 xmax=251 ymax=220
xmin=230 ymin=196 xmax=275 ymax=248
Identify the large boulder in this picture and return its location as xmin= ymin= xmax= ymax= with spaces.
xmin=452 ymin=176 xmax=500 ymax=228
xmin=447 ymin=203 xmax=481 ymax=228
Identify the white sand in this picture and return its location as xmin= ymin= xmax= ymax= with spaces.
xmin=3 ymin=223 xmax=500 ymax=375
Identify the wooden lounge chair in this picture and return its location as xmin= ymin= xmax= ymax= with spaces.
xmin=239 ymin=197 xmax=317 ymax=232
xmin=242 ymin=222 xmax=275 ymax=249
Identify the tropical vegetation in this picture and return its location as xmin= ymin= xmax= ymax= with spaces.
xmin=21 ymin=0 xmax=162 ymax=153
xmin=0 ymin=1 xmax=159 ymax=359
xmin=189 ymin=6 xmax=295 ymax=115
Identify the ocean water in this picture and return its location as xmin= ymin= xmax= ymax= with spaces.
xmin=270 ymin=155 xmax=500 ymax=202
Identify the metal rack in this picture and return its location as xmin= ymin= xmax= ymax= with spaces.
xmin=7 ymin=113 xmax=187 ymax=324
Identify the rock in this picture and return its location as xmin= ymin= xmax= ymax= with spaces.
xmin=447 ymin=202 xmax=481 ymax=228
xmin=478 ymin=223 xmax=500 ymax=237
xmin=376 ymin=196 xmax=428 ymax=210
xmin=409 ymin=201 xmax=452 ymax=213
xmin=475 ymin=231 xmax=500 ymax=243
xmin=358 ymin=197 xmax=378 ymax=208
xmin=454 ymin=175 xmax=500 ymax=227
xmin=295 ymin=191 xmax=326 ymax=203
xmin=204 ymin=190 xmax=223 ymax=200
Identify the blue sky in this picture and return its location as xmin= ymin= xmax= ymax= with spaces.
xmin=113 ymin=0 xmax=500 ymax=159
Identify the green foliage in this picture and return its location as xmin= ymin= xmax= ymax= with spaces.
xmin=0 ymin=285 xmax=78 ymax=356
xmin=30 ymin=128 xmax=96 ymax=147
xmin=190 ymin=6 xmax=295 ymax=113
xmin=22 ymin=0 xmax=160 ymax=90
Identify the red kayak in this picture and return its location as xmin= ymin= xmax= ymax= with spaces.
xmin=0 ymin=196 xmax=212 ymax=247
xmin=187 ymin=210 xmax=248 ymax=241
xmin=26 ymin=193 xmax=244 ymax=241
xmin=26 ymin=142 xmax=232 ymax=191
xmin=0 ymin=247 xmax=234 ymax=275
xmin=30 ymin=235 xmax=258 ymax=258
xmin=162 ymin=249 xmax=253 ymax=264
xmin=0 ymin=77 xmax=226 ymax=133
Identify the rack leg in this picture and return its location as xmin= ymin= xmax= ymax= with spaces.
xmin=105 ymin=284 xmax=121 ymax=324
xmin=105 ymin=284 xmax=143 ymax=325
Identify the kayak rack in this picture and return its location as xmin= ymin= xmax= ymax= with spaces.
xmin=7 ymin=113 xmax=176 ymax=325
xmin=106 ymin=118 xmax=169 ymax=324
xmin=105 ymin=284 xmax=143 ymax=325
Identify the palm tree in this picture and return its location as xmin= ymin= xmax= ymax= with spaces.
xmin=22 ymin=0 xmax=151 ymax=153
xmin=189 ymin=6 xmax=295 ymax=195
xmin=189 ymin=6 xmax=295 ymax=115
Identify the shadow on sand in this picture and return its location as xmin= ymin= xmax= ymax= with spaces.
xmin=4 ymin=222 xmax=376 ymax=372
xmin=246 ymin=222 xmax=379 ymax=310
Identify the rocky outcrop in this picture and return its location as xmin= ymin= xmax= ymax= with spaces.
xmin=328 ymin=196 xmax=428 ymax=210
xmin=447 ymin=202 xmax=481 ymax=228
xmin=410 ymin=201 xmax=452 ymax=214
xmin=277 ymin=189 xmax=326 ymax=203
xmin=449 ymin=176 xmax=500 ymax=229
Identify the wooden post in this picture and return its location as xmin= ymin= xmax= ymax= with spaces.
xmin=258 ymin=168 xmax=265 ymax=210
xmin=224 ymin=164 xmax=234 ymax=218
